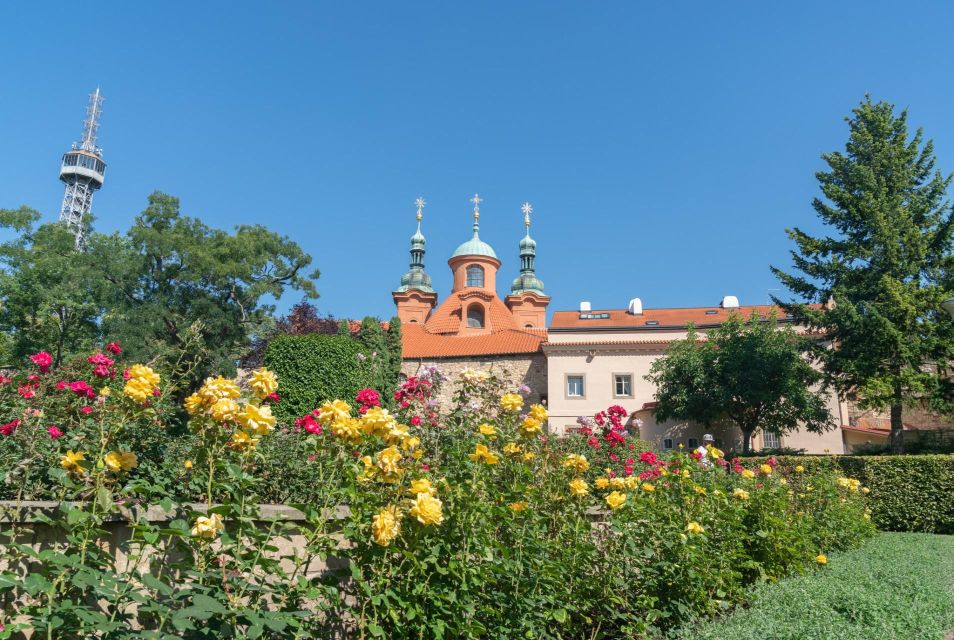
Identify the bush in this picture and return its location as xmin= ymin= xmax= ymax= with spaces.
xmin=748 ymin=455 xmax=954 ymax=534
xmin=263 ymin=333 xmax=372 ymax=425
xmin=0 ymin=356 xmax=876 ymax=638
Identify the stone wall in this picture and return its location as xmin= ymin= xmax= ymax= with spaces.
xmin=401 ymin=353 xmax=548 ymax=411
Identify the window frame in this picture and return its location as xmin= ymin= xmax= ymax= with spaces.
xmin=663 ymin=438 xmax=674 ymax=450
xmin=466 ymin=303 xmax=485 ymax=329
xmin=565 ymin=374 xmax=585 ymax=399
xmin=612 ymin=372 xmax=634 ymax=398
xmin=762 ymin=431 xmax=781 ymax=450
xmin=465 ymin=265 xmax=484 ymax=288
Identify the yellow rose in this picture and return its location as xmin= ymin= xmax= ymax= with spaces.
xmin=316 ymin=400 xmax=352 ymax=426
xmin=229 ymin=430 xmax=257 ymax=451
xmin=569 ymin=478 xmax=589 ymax=497
xmin=760 ymin=464 xmax=773 ymax=475
xmin=520 ymin=417 xmax=542 ymax=437
xmin=371 ymin=505 xmax=402 ymax=546
xmin=60 ymin=450 xmax=86 ymax=474
xmin=794 ymin=465 xmax=805 ymax=473
xmin=408 ymin=493 xmax=444 ymax=525
xmin=499 ymin=393 xmax=524 ymax=412
xmin=605 ymin=491 xmax=627 ymax=510
xmin=360 ymin=406 xmax=397 ymax=437
xmin=238 ymin=403 xmax=276 ymax=436
xmin=693 ymin=485 xmax=707 ymax=495
xmin=686 ymin=521 xmax=704 ymax=535
xmin=815 ymin=553 xmax=828 ymax=565
xmin=402 ymin=436 xmax=421 ymax=451
xmin=595 ymin=477 xmax=610 ymax=490
xmin=468 ymin=443 xmax=500 ymax=465
xmin=610 ymin=477 xmax=627 ymax=490
xmin=331 ymin=416 xmax=363 ymax=441
xmin=528 ymin=404 xmax=548 ymax=422
xmin=99 ymin=386 xmax=111 ymax=397
xmin=409 ymin=478 xmax=436 ymax=496
xmin=184 ymin=392 xmax=205 ymax=415
xmin=522 ymin=452 xmax=535 ymax=462
xmin=104 ymin=450 xmax=137 ymax=472
xmin=733 ymin=488 xmax=750 ymax=500
xmin=198 ymin=375 xmax=240 ymax=404
xmin=862 ymin=487 xmax=870 ymax=494
xmin=740 ymin=469 xmax=755 ymax=479
xmin=509 ymin=501 xmax=528 ymax=512
xmin=376 ymin=446 xmax=404 ymax=480
xmin=248 ymin=367 xmax=278 ymax=398
xmin=210 ymin=398 xmax=240 ymax=423
xmin=562 ymin=454 xmax=590 ymax=473
xmin=706 ymin=444 xmax=723 ymax=459
xmin=191 ymin=513 xmax=224 ymax=539
xmin=641 ymin=482 xmax=655 ymax=492
xmin=184 ymin=460 xmax=194 ymax=470
xmin=624 ymin=476 xmax=640 ymax=490
xmin=123 ymin=378 xmax=154 ymax=404
xmin=384 ymin=423 xmax=410 ymax=445
xmin=503 ymin=442 xmax=522 ymax=456
xmin=478 ymin=423 xmax=497 ymax=437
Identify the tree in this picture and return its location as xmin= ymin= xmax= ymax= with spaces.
xmin=772 ymin=97 xmax=954 ymax=452
xmin=646 ymin=314 xmax=835 ymax=454
xmin=357 ymin=316 xmax=389 ymax=397
xmin=91 ymin=192 xmax=319 ymax=387
xmin=386 ymin=316 xmax=403 ymax=395
xmin=0 ymin=207 xmax=105 ymax=366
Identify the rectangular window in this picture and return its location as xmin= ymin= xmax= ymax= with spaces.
xmin=613 ymin=374 xmax=633 ymax=398
xmin=762 ymin=431 xmax=780 ymax=449
xmin=663 ymin=438 xmax=674 ymax=450
xmin=566 ymin=375 xmax=584 ymax=397
xmin=688 ymin=438 xmax=698 ymax=449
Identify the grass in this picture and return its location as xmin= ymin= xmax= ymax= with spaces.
xmin=672 ymin=532 xmax=954 ymax=640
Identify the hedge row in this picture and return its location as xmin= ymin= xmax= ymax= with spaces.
xmin=263 ymin=333 xmax=373 ymax=425
xmin=763 ymin=455 xmax=954 ymax=534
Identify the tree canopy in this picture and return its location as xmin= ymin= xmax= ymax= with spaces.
xmin=772 ymin=97 xmax=954 ymax=452
xmin=646 ymin=314 xmax=835 ymax=454
xmin=0 ymin=192 xmax=319 ymax=391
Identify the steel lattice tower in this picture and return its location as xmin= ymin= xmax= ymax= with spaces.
xmin=58 ymin=88 xmax=106 ymax=248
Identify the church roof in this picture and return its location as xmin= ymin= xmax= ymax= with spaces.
xmin=401 ymin=289 xmax=546 ymax=358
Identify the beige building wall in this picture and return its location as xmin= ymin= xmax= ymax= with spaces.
xmin=401 ymin=354 xmax=548 ymax=410
xmin=544 ymin=340 xmax=848 ymax=454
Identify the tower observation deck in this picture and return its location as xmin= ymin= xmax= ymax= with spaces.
xmin=59 ymin=88 xmax=106 ymax=248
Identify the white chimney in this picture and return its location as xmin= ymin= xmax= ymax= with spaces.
xmin=720 ymin=295 xmax=740 ymax=309
xmin=579 ymin=301 xmax=591 ymax=312
xmin=627 ymin=298 xmax=643 ymax=315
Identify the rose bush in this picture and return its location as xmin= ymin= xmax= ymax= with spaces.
xmin=0 ymin=354 xmax=875 ymax=638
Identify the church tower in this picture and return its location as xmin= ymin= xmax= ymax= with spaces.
xmin=392 ymin=197 xmax=438 ymax=324
xmin=505 ymin=202 xmax=550 ymax=329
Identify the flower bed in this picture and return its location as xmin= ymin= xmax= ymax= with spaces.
xmin=0 ymin=351 xmax=875 ymax=638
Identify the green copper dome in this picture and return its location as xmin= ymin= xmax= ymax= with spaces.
xmin=396 ymin=215 xmax=435 ymax=294
xmin=451 ymin=232 xmax=498 ymax=259
xmin=510 ymin=272 xmax=545 ymax=295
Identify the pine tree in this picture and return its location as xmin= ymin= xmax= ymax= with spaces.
xmin=773 ymin=97 xmax=954 ymax=452
xmin=386 ymin=316 xmax=403 ymax=397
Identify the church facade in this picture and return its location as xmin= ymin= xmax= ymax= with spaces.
xmin=393 ymin=196 xmax=550 ymax=408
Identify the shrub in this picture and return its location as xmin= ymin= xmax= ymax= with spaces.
xmin=263 ymin=333 xmax=372 ymax=425
xmin=0 ymin=355 xmax=876 ymax=638
xmin=748 ymin=454 xmax=954 ymax=534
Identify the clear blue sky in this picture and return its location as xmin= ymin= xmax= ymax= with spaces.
xmin=4 ymin=2 xmax=954 ymax=320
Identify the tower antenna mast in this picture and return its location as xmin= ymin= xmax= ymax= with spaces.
xmin=58 ymin=88 xmax=106 ymax=248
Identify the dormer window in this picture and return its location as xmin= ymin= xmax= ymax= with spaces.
xmin=466 ymin=304 xmax=485 ymax=328
xmin=466 ymin=265 xmax=484 ymax=288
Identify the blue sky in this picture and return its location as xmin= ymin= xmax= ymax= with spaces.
xmin=4 ymin=1 xmax=954 ymax=321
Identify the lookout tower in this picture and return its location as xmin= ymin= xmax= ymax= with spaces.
xmin=59 ymin=88 xmax=106 ymax=248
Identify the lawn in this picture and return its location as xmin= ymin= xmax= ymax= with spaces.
xmin=672 ymin=532 xmax=954 ymax=640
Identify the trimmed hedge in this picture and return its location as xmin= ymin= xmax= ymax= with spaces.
xmin=759 ymin=455 xmax=954 ymax=534
xmin=264 ymin=333 xmax=373 ymax=425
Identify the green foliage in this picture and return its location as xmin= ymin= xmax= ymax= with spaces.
xmin=647 ymin=314 xmax=835 ymax=453
xmin=772 ymin=97 xmax=954 ymax=452
xmin=385 ymin=316 xmax=403 ymax=400
xmin=0 ymin=208 xmax=104 ymax=366
xmin=673 ymin=533 xmax=954 ymax=640
xmin=0 ymin=192 xmax=320 ymax=392
xmin=756 ymin=454 xmax=954 ymax=534
xmin=263 ymin=333 xmax=372 ymax=424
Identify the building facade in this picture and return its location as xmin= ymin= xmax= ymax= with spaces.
xmin=393 ymin=197 xmax=550 ymax=406
xmin=544 ymin=298 xmax=848 ymax=454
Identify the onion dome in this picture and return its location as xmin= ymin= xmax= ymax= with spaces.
xmin=395 ymin=198 xmax=435 ymax=293
xmin=510 ymin=202 xmax=545 ymax=295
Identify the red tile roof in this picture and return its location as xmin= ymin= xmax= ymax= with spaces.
xmin=401 ymin=290 xmax=547 ymax=358
xmin=550 ymin=304 xmax=819 ymax=331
